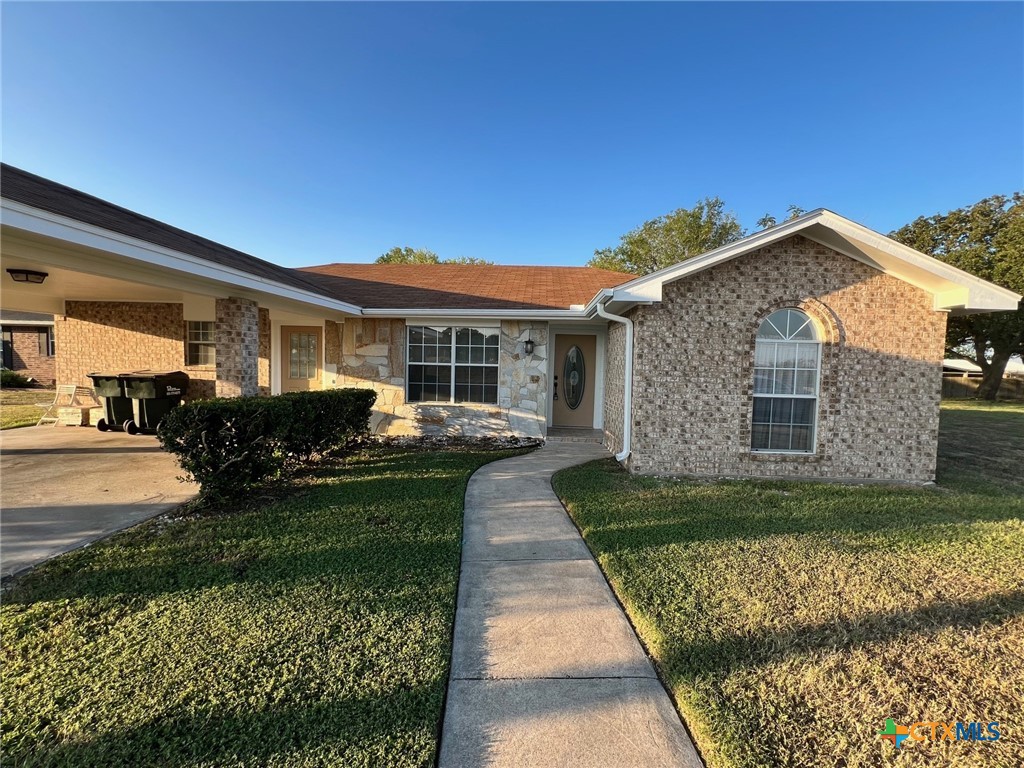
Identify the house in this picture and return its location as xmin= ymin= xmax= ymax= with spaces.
xmin=1 ymin=164 xmax=1019 ymax=482
xmin=0 ymin=310 xmax=55 ymax=385
xmin=941 ymin=357 xmax=1024 ymax=400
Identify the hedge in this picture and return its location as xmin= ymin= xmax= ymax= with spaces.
xmin=1 ymin=369 xmax=32 ymax=387
xmin=157 ymin=388 xmax=376 ymax=500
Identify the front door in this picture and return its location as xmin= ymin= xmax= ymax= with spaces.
xmin=281 ymin=326 xmax=323 ymax=392
xmin=552 ymin=334 xmax=596 ymax=428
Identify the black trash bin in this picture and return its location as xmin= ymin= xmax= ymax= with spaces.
xmin=87 ymin=372 xmax=135 ymax=433
xmin=120 ymin=370 xmax=190 ymax=434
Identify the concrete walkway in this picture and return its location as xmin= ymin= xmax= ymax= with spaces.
xmin=440 ymin=444 xmax=703 ymax=768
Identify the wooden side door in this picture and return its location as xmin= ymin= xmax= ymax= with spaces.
xmin=552 ymin=334 xmax=596 ymax=428
xmin=281 ymin=326 xmax=323 ymax=392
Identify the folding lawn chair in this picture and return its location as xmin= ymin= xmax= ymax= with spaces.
xmin=36 ymin=385 xmax=99 ymax=426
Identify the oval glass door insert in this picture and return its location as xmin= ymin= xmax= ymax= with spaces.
xmin=563 ymin=345 xmax=586 ymax=410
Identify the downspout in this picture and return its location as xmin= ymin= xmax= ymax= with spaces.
xmin=594 ymin=297 xmax=633 ymax=463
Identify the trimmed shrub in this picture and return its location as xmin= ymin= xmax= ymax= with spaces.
xmin=158 ymin=388 xmax=376 ymax=500
xmin=278 ymin=389 xmax=376 ymax=462
xmin=1 ymin=369 xmax=32 ymax=388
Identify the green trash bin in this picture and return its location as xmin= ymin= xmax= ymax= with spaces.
xmin=120 ymin=370 xmax=190 ymax=434
xmin=87 ymin=372 xmax=135 ymax=432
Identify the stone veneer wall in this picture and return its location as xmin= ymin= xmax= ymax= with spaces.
xmin=5 ymin=326 xmax=56 ymax=385
xmin=215 ymin=297 xmax=259 ymax=397
xmin=622 ymin=234 xmax=946 ymax=482
xmin=602 ymin=321 xmax=626 ymax=456
xmin=55 ymin=300 xmax=269 ymax=400
xmin=335 ymin=318 xmax=548 ymax=438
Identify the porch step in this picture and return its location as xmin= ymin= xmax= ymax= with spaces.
xmin=545 ymin=428 xmax=604 ymax=444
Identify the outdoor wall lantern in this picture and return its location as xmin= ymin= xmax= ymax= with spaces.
xmin=7 ymin=268 xmax=48 ymax=284
xmin=524 ymin=339 xmax=535 ymax=354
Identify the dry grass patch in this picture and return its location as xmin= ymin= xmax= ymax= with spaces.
xmin=0 ymin=388 xmax=52 ymax=429
xmin=553 ymin=402 xmax=1024 ymax=768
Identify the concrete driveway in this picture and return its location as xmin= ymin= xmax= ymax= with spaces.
xmin=0 ymin=426 xmax=196 ymax=578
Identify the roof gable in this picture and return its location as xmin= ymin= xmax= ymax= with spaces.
xmin=599 ymin=210 xmax=1021 ymax=315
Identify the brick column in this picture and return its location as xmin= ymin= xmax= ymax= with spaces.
xmin=215 ymin=297 xmax=260 ymax=397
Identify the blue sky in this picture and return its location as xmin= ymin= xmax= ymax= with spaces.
xmin=3 ymin=2 xmax=1022 ymax=267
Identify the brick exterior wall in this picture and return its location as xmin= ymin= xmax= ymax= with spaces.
xmin=54 ymin=300 xmax=270 ymax=400
xmin=614 ymin=235 xmax=947 ymax=483
xmin=4 ymin=326 xmax=55 ymax=385
xmin=215 ymin=297 xmax=259 ymax=397
xmin=258 ymin=308 xmax=271 ymax=396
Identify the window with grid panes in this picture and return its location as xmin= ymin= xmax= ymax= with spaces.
xmin=751 ymin=309 xmax=820 ymax=453
xmin=407 ymin=326 xmax=499 ymax=404
xmin=186 ymin=321 xmax=216 ymax=367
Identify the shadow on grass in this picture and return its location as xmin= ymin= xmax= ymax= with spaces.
xmin=660 ymin=587 xmax=1024 ymax=681
xmin=10 ymin=673 xmax=443 ymax=767
xmin=4 ymin=455 xmax=472 ymax=606
xmin=562 ymin=460 xmax=1024 ymax=555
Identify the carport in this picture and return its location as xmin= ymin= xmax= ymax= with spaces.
xmin=0 ymin=426 xmax=197 ymax=578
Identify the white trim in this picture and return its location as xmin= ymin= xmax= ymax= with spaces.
xmin=405 ymin=324 xmax=501 ymax=405
xmin=750 ymin=340 xmax=822 ymax=455
xmin=0 ymin=319 xmax=53 ymax=327
xmin=547 ymin=325 xmax=607 ymax=431
xmin=594 ymin=298 xmax=633 ymax=463
xmin=1 ymin=200 xmax=364 ymax=316
xmin=594 ymin=209 xmax=1021 ymax=313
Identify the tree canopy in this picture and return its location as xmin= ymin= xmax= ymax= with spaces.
xmin=756 ymin=205 xmax=807 ymax=231
xmin=891 ymin=193 xmax=1023 ymax=400
xmin=375 ymin=246 xmax=492 ymax=265
xmin=587 ymin=197 xmax=744 ymax=275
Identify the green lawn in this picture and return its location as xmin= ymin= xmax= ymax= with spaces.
xmin=2 ymin=447 xmax=525 ymax=768
xmin=553 ymin=401 xmax=1024 ymax=768
xmin=0 ymin=388 xmax=52 ymax=429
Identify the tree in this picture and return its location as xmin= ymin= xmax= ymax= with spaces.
xmin=891 ymin=193 xmax=1024 ymax=400
xmin=375 ymin=246 xmax=492 ymax=265
xmin=376 ymin=247 xmax=441 ymax=264
xmin=756 ymin=205 xmax=807 ymax=231
xmin=587 ymin=197 xmax=744 ymax=275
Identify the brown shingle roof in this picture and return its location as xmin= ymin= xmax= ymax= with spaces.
xmin=3 ymin=164 xmax=632 ymax=312
xmin=1 ymin=164 xmax=337 ymax=300
xmin=298 ymin=263 xmax=632 ymax=310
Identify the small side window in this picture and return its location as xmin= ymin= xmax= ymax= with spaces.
xmin=187 ymin=321 xmax=216 ymax=367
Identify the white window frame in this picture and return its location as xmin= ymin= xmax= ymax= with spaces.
xmin=751 ymin=310 xmax=821 ymax=454
xmin=186 ymin=320 xmax=216 ymax=368
xmin=406 ymin=325 xmax=500 ymax=405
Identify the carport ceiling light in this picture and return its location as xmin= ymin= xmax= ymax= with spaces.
xmin=6 ymin=268 xmax=48 ymax=284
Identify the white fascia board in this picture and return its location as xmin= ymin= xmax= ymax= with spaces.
xmin=0 ymin=319 xmax=54 ymax=326
xmin=583 ymin=208 xmax=1020 ymax=314
xmin=1 ymin=200 xmax=364 ymax=316
xmin=361 ymin=307 xmax=588 ymax=320
xmin=608 ymin=210 xmax=830 ymax=298
xmin=815 ymin=212 xmax=1021 ymax=311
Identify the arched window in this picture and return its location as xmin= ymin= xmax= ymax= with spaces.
xmin=751 ymin=309 xmax=820 ymax=453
